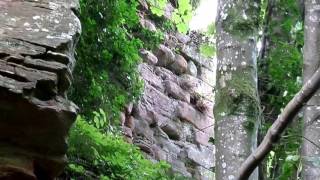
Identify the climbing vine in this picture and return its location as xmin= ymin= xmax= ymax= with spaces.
xmin=70 ymin=0 xmax=162 ymax=122
xmin=147 ymin=0 xmax=193 ymax=34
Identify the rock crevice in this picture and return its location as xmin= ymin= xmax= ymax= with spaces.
xmin=0 ymin=0 xmax=80 ymax=179
xmin=122 ymin=2 xmax=216 ymax=179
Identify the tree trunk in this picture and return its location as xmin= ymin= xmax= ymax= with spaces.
xmin=301 ymin=0 xmax=320 ymax=178
xmin=0 ymin=1 xmax=80 ymax=179
xmin=215 ymin=0 xmax=261 ymax=179
xmin=258 ymin=0 xmax=303 ymax=178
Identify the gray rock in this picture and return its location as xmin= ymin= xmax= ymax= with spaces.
xmin=161 ymin=122 xmax=181 ymax=140
xmin=133 ymin=118 xmax=154 ymax=139
xmin=123 ymin=126 xmax=133 ymax=138
xmin=136 ymin=142 xmax=155 ymax=156
xmin=169 ymin=54 xmax=188 ymax=75
xmin=152 ymin=145 xmax=168 ymax=161
xmin=120 ymin=111 xmax=126 ymax=126
xmin=187 ymin=60 xmax=198 ymax=76
xmin=0 ymin=0 xmax=80 ymax=178
xmin=186 ymin=145 xmax=215 ymax=169
xmin=135 ymin=84 xmax=178 ymax=121
xmin=164 ymin=80 xmax=190 ymax=103
xmin=138 ymin=63 xmax=164 ymax=92
xmin=153 ymin=113 xmax=170 ymax=127
xmin=177 ymin=101 xmax=214 ymax=135
xmin=125 ymin=102 xmax=134 ymax=115
xmin=138 ymin=0 xmax=149 ymax=10
xmin=179 ymin=74 xmax=215 ymax=101
xmin=133 ymin=101 xmax=154 ymax=125
xmin=155 ymin=66 xmax=179 ymax=84
xmin=179 ymin=74 xmax=199 ymax=90
xmin=124 ymin=116 xmax=135 ymax=130
xmin=181 ymin=45 xmax=214 ymax=70
xmin=195 ymin=130 xmax=210 ymax=146
xmin=167 ymin=155 xmax=192 ymax=177
xmin=139 ymin=49 xmax=158 ymax=65
xmin=194 ymin=166 xmax=215 ymax=180
xmin=156 ymin=136 xmax=181 ymax=155
xmin=164 ymin=3 xmax=175 ymax=20
xmin=176 ymin=32 xmax=191 ymax=44
xmin=155 ymin=44 xmax=175 ymax=67
xmin=140 ymin=18 xmax=157 ymax=31
xmin=199 ymin=66 xmax=216 ymax=87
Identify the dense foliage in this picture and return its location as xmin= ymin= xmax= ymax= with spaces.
xmin=148 ymin=0 xmax=193 ymax=34
xmin=258 ymin=0 xmax=304 ymax=178
xmin=67 ymin=0 xmax=305 ymax=178
xmin=70 ymin=0 xmax=162 ymax=122
xmin=65 ymin=0 xmax=174 ymax=178
xmin=65 ymin=116 xmax=171 ymax=180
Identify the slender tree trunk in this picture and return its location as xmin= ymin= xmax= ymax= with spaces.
xmin=258 ymin=0 xmax=303 ymax=178
xmin=215 ymin=0 xmax=261 ymax=179
xmin=301 ymin=0 xmax=320 ymax=178
xmin=238 ymin=65 xmax=320 ymax=178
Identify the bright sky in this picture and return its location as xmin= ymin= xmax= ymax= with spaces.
xmin=189 ymin=0 xmax=218 ymax=31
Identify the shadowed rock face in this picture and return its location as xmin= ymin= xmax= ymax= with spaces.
xmin=0 ymin=0 xmax=80 ymax=179
xmin=122 ymin=2 xmax=216 ymax=178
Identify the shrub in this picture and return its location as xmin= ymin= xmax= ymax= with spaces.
xmin=65 ymin=116 xmax=171 ymax=180
xmin=70 ymin=0 xmax=162 ymax=122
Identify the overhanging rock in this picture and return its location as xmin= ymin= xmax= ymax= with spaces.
xmin=0 ymin=0 xmax=80 ymax=179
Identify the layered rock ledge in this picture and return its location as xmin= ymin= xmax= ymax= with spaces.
xmin=0 ymin=0 xmax=80 ymax=179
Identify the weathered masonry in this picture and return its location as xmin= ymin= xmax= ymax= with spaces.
xmin=121 ymin=2 xmax=216 ymax=178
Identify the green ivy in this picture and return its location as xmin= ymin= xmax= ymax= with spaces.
xmin=64 ymin=116 xmax=171 ymax=179
xmin=199 ymin=43 xmax=215 ymax=58
xmin=172 ymin=0 xmax=193 ymax=34
xmin=70 ymin=0 xmax=162 ymax=122
xmin=147 ymin=0 xmax=193 ymax=34
xmin=147 ymin=0 xmax=168 ymax=17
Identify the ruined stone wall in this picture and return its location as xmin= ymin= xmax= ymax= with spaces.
xmin=122 ymin=2 xmax=216 ymax=179
xmin=0 ymin=0 xmax=80 ymax=179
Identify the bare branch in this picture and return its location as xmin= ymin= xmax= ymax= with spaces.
xmin=237 ymin=67 xmax=320 ymax=179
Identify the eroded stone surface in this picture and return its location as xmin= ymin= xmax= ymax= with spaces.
xmin=123 ymin=2 xmax=216 ymax=179
xmin=123 ymin=33 xmax=215 ymax=180
xmin=0 ymin=0 xmax=80 ymax=179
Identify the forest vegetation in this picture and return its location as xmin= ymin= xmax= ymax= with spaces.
xmin=4 ymin=0 xmax=318 ymax=179
xmin=66 ymin=0 xmax=320 ymax=179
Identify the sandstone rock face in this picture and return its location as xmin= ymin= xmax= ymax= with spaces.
xmin=156 ymin=44 xmax=175 ymax=67
xmin=169 ymin=54 xmax=188 ymax=75
xmin=122 ymin=3 xmax=216 ymax=178
xmin=139 ymin=49 xmax=158 ymax=65
xmin=0 ymin=0 xmax=80 ymax=179
xmin=187 ymin=60 xmax=198 ymax=76
xmin=139 ymin=18 xmax=157 ymax=32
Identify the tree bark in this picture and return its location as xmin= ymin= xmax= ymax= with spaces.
xmin=215 ymin=0 xmax=261 ymax=179
xmin=301 ymin=0 xmax=320 ymax=178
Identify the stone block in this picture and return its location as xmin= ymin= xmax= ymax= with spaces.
xmin=165 ymin=80 xmax=190 ymax=103
xmin=169 ymin=54 xmax=188 ymax=75
xmin=155 ymin=44 xmax=175 ymax=67
xmin=139 ymin=49 xmax=158 ymax=65
xmin=187 ymin=60 xmax=198 ymax=76
xmin=138 ymin=63 xmax=164 ymax=92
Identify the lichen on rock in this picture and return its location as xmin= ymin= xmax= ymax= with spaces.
xmin=0 ymin=0 xmax=80 ymax=179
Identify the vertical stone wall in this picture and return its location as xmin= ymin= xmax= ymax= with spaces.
xmin=122 ymin=2 xmax=216 ymax=179
xmin=0 ymin=0 xmax=80 ymax=179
